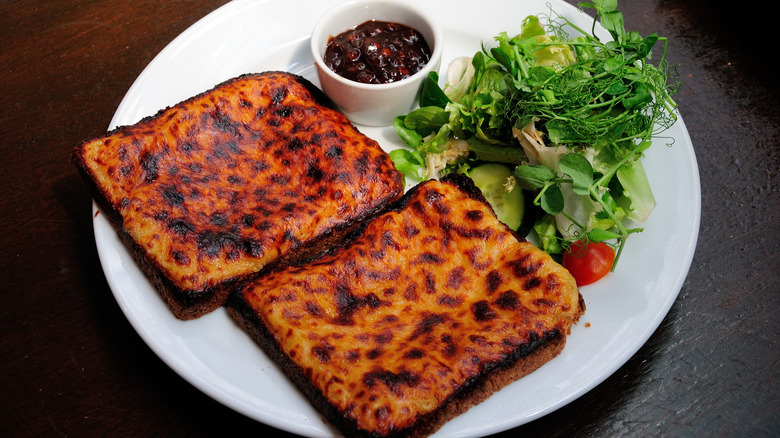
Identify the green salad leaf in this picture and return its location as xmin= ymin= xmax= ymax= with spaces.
xmin=389 ymin=0 xmax=681 ymax=269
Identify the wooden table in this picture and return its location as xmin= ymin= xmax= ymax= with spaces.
xmin=2 ymin=1 xmax=777 ymax=436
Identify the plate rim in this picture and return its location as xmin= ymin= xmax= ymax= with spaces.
xmin=91 ymin=1 xmax=702 ymax=436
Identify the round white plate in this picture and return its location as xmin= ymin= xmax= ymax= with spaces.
xmin=92 ymin=1 xmax=701 ymax=436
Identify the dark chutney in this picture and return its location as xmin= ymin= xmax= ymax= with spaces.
xmin=324 ymin=20 xmax=431 ymax=84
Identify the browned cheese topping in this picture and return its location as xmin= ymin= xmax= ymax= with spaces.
xmin=240 ymin=177 xmax=582 ymax=436
xmin=78 ymin=72 xmax=403 ymax=291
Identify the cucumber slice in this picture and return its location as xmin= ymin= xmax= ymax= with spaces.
xmin=468 ymin=163 xmax=525 ymax=231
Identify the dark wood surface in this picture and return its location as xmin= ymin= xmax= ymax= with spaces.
xmin=1 ymin=0 xmax=777 ymax=436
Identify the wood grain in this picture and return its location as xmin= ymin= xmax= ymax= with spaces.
xmin=1 ymin=0 xmax=777 ymax=437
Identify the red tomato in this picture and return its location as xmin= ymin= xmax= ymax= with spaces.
xmin=562 ymin=239 xmax=616 ymax=286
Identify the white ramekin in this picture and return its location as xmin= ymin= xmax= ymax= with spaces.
xmin=310 ymin=0 xmax=443 ymax=126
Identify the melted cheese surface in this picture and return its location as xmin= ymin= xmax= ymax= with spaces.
xmin=241 ymin=177 xmax=582 ymax=435
xmin=80 ymin=72 xmax=403 ymax=290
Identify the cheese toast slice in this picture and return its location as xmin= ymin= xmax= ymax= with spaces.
xmin=73 ymin=72 xmax=404 ymax=319
xmin=228 ymin=173 xmax=584 ymax=437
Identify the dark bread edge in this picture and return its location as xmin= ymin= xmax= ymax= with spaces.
xmin=227 ymin=291 xmax=352 ymax=433
xmin=226 ymin=174 xmax=584 ymax=437
xmin=228 ymin=292 xmax=565 ymax=438
xmin=71 ymin=71 xmax=402 ymax=320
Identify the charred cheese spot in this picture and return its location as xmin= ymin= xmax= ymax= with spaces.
xmin=403 ymin=224 xmax=420 ymax=238
xmin=440 ymin=334 xmax=457 ymax=357
xmin=465 ymin=209 xmax=484 ymax=221
xmin=312 ymin=343 xmax=335 ymax=363
xmin=403 ymin=284 xmax=418 ymax=302
xmin=533 ymin=298 xmax=556 ymax=309
xmin=375 ymin=405 xmax=390 ymax=422
xmin=171 ymin=250 xmax=190 ymax=266
xmin=305 ymin=301 xmax=324 ymax=317
xmin=423 ymin=271 xmax=436 ymax=294
xmin=404 ymin=349 xmax=425 ymax=359
xmin=486 ymin=270 xmax=503 ymax=293
xmin=160 ymin=185 xmax=184 ymax=206
xmin=464 ymin=246 xmax=491 ymax=271
xmin=509 ymin=254 xmax=542 ymax=278
xmin=375 ymin=332 xmax=393 ymax=344
xmin=447 ymin=267 xmax=465 ymax=289
xmin=523 ymin=276 xmax=543 ymax=291
xmin=363 ymin=369 xmax=420 ymax=395
xmin=271 ymin=85 xmax=288 ymax=105
xmin=494 ymin=290 xmax=521 ymax=310
xmin=472 ymin=300 xmax=497 ymax=322
xmin=412 ymin=252 xmax=444 ymax=265
xmin=306 ymin=163 xmax=325 ymax=182
xmin=437 ymin=295 xmax=463 ymax=307
xmin=140 ymin=150 xmax=161 ymax=183
xmin=410 ymin=313 xmax=447 ymax=341
xmin=346 ymin=350 xmax=360 ymax=362
xmin=287 ymin=136 xmax=304 ymax=151
xmin=545 ymin=275 xmax=560 ymax=292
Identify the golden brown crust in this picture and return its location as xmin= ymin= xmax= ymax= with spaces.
xmin=228 ymin=173 xmax=584 ymax=437
xmin=73 ymin=71 xmax=404 ymax=319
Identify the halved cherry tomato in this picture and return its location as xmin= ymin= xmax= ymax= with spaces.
xmin=562 ymin=239 xmax=616 ymax=286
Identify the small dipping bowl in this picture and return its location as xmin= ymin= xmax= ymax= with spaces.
xmin=310 ymin=0 xmax=443 ymax=126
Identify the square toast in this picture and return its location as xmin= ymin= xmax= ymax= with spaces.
xmin=228 ymin=173 xmax=584 ymax=437
xmin=73 ymin=72 xmax=404 ymax=319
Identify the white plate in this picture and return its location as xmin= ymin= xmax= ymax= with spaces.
xmin=92 ymin=1 xmax=701 ymax=436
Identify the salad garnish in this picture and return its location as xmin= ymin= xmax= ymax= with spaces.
xmin=389 ymin=0 xmax=681 ymax=274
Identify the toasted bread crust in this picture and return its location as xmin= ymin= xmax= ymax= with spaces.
xmin=228 ymin=173 xmax=583 ymax=437
xmin=74 ymin=72 xmax=404 ymax=319
xmin=229 ymin=295 xmax=566 ymax=438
